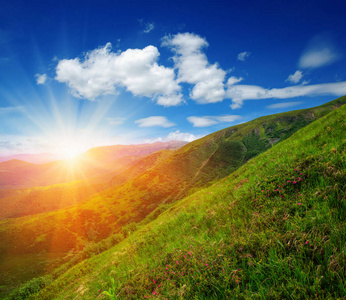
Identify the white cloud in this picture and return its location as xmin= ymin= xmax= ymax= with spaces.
xmin=215 ymin=115 xmax=242 ymax=122
xmin=287 ymin=70 xmax=303 ymax=84
xmin=227 ymin=76 xmax=243 ymax=85
xmin=162 ymin=33 xmax=226 ymax=104
xmin=143 ymin=130 xmax=203 ymax=143
xmin=35 ymin=73 xmax=47 ymax=85
xmin=187 ymin=115 xmax=241 ymax=127
xmin=135 ymin=116 xmax=176 ymax=128
xmin=226 ymin=81 xmax=346 ymax=109
xmin=55 ymin=43 xmax=183 ymax=106
xmin=300 ymin=48 xmax=339 ymax=69
xmin=266 ymin=102 xmax=303 ymax=109
xmin=165 ymin=130 xmax=201 ymax=142
xmin=299 ymin=35 xmax=341 ymax=69
xmin=0 ymin=135 xmax=44 ymax=155
xmin=106 ymin=117 xmax=126 ymax=125
xmin=237 ymin=51 xmax=251 ymax=61
xmin=157 ymin=94 xmax=184 ymax=106
xmin=54 ymin=33 xmax=345 ymax=110
xmin=138 ymin=19 xmax=155 ymax=33
xmin=143 ymin=22 xmax=155 ymax=33
xmin=187 ymin=116 xmax=218 ymax=127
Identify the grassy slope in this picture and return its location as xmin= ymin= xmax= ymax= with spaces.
xmin=2 ymin=97 xmax=345 ymax=299
xmin=29 ymin=102 xmax=346 ymax=299
xmin=109 ymin=150 xmax=174 ymax=187
xmin=77 ymin=96 xmax=346 ymax=229
xmin=0 ymin=180 xmax=105 ymax=220
xmin=0 ymin=150 xmax=177 ymax=297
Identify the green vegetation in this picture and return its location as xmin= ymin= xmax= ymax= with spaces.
xmin=30 ymin=98 xmax=345 ymax=299
xmin=0 ymin=181 xmax=105 ymax=220
xmin=8 ymin=275 xmax=53 ymax=300
xmin=0 ymin=96 xmax=345 ymax=299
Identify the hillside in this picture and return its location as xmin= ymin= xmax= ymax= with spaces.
xmin=80 ymin=141 xmax=186 ymax=164
xmin=26 ymin=96 xmax=346 ymax=299
xmin=0 ymin=149 xmax=175 ymax=220
xmin=0 ymin=96 xmax=345 ymax=298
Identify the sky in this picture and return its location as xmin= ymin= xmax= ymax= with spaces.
xmin=1 ymin=0 xmax=346 ymax=157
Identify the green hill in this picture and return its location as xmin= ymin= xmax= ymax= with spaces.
xmin=25 ymin=97 xmax=346 ymax=299
xmin=1 ymin=96 xmax=345 ymax=299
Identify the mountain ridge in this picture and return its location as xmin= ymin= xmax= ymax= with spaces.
xmin=0 ymin=141 xmax=187 ymax=190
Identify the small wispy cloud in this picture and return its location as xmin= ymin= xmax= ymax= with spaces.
xmin=266 ymin=102 xmax=303 ymax=109
xmin=35 ymin=73 xmax=47 ymax=85
xmin=286 ymin=70 xmax=303 ymax=84
xmin=226 ymin=81 xmax=346 ymax=109
xmin=165 ymin=130 xmax=201 ymax=142
xmin=144 ymin=22 xmax=155 ymax=33
xmin=135 ymin=116 xmax=175 ymax=128
xmin=187 ymin=115 xmax=241 ymax=127
xmin=299 ymin=34 xmax=341 ymax=69
xmin=106 ymin=117 xmax=126 ymax=125
xmin=300 ymin=48 xmax=339 ymax=69
xmin=144 ymin=130 xmax=203 ymax=143
xmin=227 ymin=76 xmax=243 ymax=85
xmin=237 ymin=51 xmax=251 ymax=61
xmin=139 ymin=19 xmax=155 ymax=33
xmin=0 ymin=135 xmax=40 ymax=155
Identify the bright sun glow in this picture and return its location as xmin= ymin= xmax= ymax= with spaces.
xmin=60 ymin=145 xmax=83 ymax=160
xmin=54 ymin=137 xmax=89 ymax=161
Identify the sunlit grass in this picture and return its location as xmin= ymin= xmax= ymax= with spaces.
xmin=25 ymin=101 xmax=346 ymax=299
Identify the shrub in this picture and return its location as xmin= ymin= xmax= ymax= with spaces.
xmin=8 ymin=275 xmax=53 ymax=300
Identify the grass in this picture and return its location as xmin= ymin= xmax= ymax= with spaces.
xmin=24 ymin=101 xmax=346 ymax=299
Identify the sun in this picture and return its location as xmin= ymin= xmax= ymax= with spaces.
xmin=54 ymin=137 xmax=88 ymax=161
xmin=60 ymin=145 xmax=83 ymax=160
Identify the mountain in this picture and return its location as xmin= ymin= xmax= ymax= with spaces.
xmin=27 ymin=97 xmax=346 ymax=299
xmin=0 ymin=141 xmax=187 ymax=189
xmin=0 ymin=96 xmax=345 ymax=298
xmin=0 ymin=153 xmax=58 ymax=164
xmin=0 ymin=149 xmax=176 ymax=220
xmin=80 ymin=140 xmax=186 ymax=163
xmin=109 ymin=149 xmax=175 ymax=187
xmin=0 ymin=159 xmax=35 ymax=168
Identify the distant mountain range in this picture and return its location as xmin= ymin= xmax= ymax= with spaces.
xmin=0 ymin=153 xmax=58 ymax=164
xmin=0 ymin=141 xmax=186 ymax=164
xmin=0 ymin=140 xmax=187 ymax=189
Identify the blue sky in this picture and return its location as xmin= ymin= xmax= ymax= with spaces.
xmin=1 ymin=0 xmax=346 ymax=157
